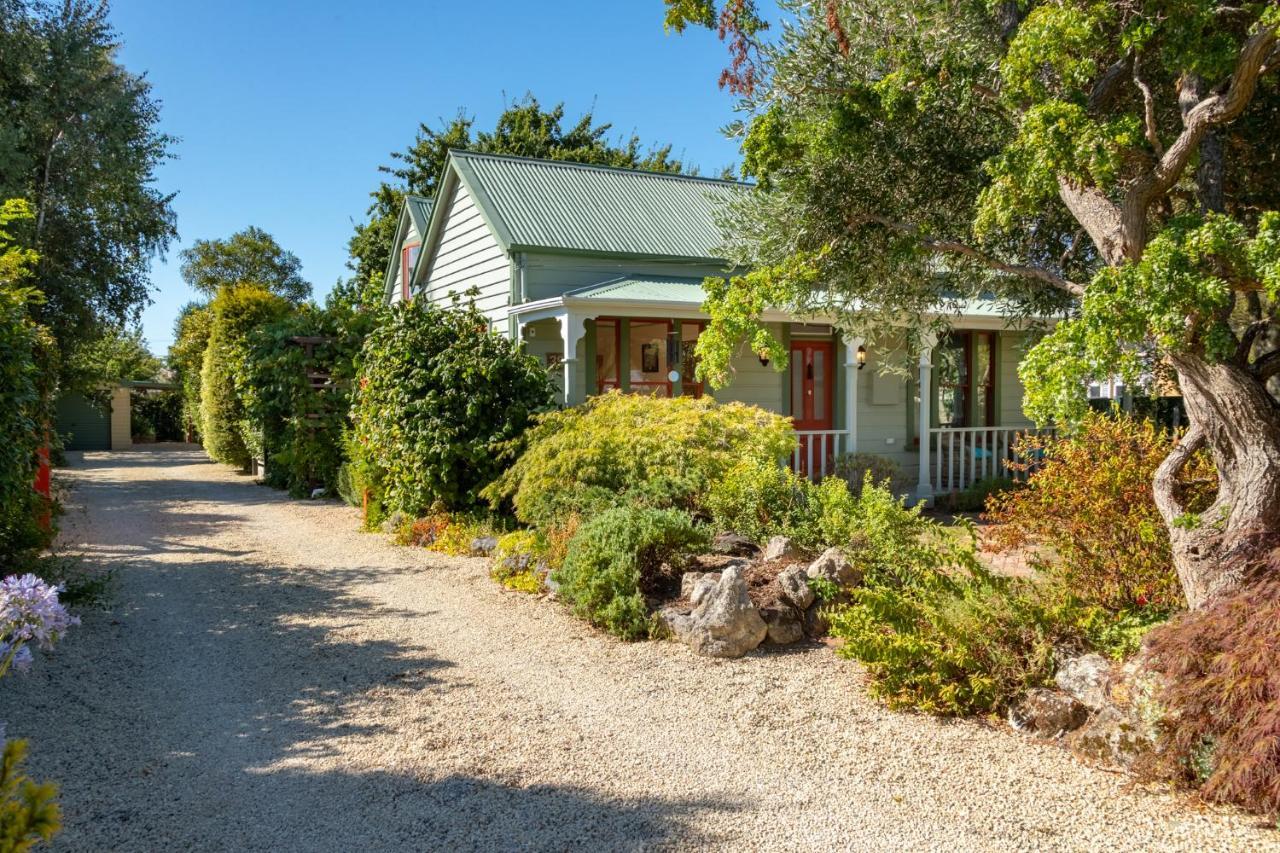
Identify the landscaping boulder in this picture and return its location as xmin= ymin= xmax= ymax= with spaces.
xmin=762 ymin=536 xmax=800 ymax=562
xmin=661 ymin=566 xmax=767 ymax=658
xmin=469 ymin=536 xmax=499 ymax=557
xmin=776 ymin=564 xmax=815 ymax=610
xmin=381 ymin=510 xmax=409 ymax=535
xmin=1008 ymin=688 xmax=1089 ymax=738
xmin=806 ymin=547 xmax=860 ymax=587
xmin=680 ymin=572 xmax=722 ymax=607
xmin=711 ymin=532 xmax=758 ymax=557
xmin=1067 ymin=654 xmax=1164 ymax=769
xmin=803 ymin=604 xmax=830 ymax=639
xmin=759 ymin=602 xmax=804 ymax=645
xmin=1054 ymin=652 xmax=1111 ymax=711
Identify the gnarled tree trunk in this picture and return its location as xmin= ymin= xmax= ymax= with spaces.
xmin=1154 ymin=354 xmax=1280 ymax=608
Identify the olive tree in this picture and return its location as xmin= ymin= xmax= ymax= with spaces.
xmin=668 ymin=0 xmax=1280 ymax=607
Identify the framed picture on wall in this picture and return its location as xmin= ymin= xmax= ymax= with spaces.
xmin=641 ymin=343 xmax=659 ymax=373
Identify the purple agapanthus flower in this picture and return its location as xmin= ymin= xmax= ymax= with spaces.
xmin=1 ymin=574 xmax=77 ymax=676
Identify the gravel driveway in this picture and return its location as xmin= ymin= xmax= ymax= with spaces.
xmin=1 ymin=446 xmax=1274 ymax=852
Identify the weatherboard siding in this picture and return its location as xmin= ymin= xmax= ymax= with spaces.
xmin=998 ymin=331 xmax=1035 ymax=428
xmin=422 ymin=183 xmax=511 ymax=328
xmin=710 ymin=323 xmax=786 ymax=412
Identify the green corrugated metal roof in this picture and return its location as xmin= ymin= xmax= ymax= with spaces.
xmin=449 ymin=151 xmax=746 ymax=260
xmin=566 ymin=275 xmax=710 ymax=304
xmin=405 ymin=195 xmax=434 ymax=233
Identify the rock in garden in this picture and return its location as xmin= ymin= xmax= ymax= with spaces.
xmin=380 ymin=510 xmax=408 ymax=535
xmin=803 ymin=604 xmax=830 ymax=639
xmin=806 ymin=547 xmax=861 ymax=587
xmin=680 ymin=572 xmax=722 ymax=607
xmin=711 ymin=532 xmax=758 ymax=557
xmin=663 ymin=566 xmax=767 ymax=658
xmin=1054 ymin=652 xmax=1112 ymax=711
xmin=759 ymin=602 xmax=804 ymax=645
xmin=762 ymin=536 xmax=799 ymax=562
xmin=1066 ymin=704 xmax=1156 ymax=769
xmin=776 ymin=564 xmax=815 ymax=610
xmin=469 ymin=536 xmax=499 ymax=557
xmin=1007 ymin=688 xmax=1090 ymax=738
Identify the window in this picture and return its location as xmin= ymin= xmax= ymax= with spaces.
xmin=401 ymin=243 xmax=421 ymax=300
xmin=629 ymin=320 xmax=671 ymax=396
xmin=595 ymin=319 xmax=620 ymax=393
xmin=593 ymin=318 xmax=703 ymax=397
xmin=936 ymin=331 xmax=995 ymax=428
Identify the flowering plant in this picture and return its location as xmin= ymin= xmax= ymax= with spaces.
xmin=0 ymin=574 xmax=77 ymax=679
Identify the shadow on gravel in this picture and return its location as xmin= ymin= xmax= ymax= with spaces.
xmin=186 ymin=771 xmax=742 ymax=851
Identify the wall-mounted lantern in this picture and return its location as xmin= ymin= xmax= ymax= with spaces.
xmin=856 ymin=345 xmax=867 ymax=370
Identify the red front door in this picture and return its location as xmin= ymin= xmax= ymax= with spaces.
xmin=791 ymin=341 xmax=834 ymax=477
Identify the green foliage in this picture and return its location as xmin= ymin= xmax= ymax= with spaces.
xmin=934 ymin=476 xmax=1014 ymax=514
xmin=1022 ymin=215 xmax=1278 ymax=426
xmin=63 ymin=325 xmax=161 ymax=390
xmin=0 ymin=199 xmax=55 ymax=572
xmin=0 ymin=739 xmax=60 ymax=852
xmin=491 ymin=529 xmax=549 ymax=593
xmin=829 ymin=558 xmax=1071 ymax=715
xmin=986 ymin=413 xmax=1215 ymax=610
xmin=352 ymin=300 xmax=552 ymax=516
xmin=348 ymin=95 xmax=687 ymax=307
xmin=0 ymin=1 xmax=176 ymax=374
xmin=485 ymin=392 xmax=793 ymax=530
xmin=1145 ymin=566 xmax=1280 ymax=819
xmin=179 ymin=226 xmax=311 ymax=304
xmin=830 ymin=452 xmax=907 ymax=497
xmin=706 ymin=458 xmax=814 ymax=546
xmin=168 ymin=303 xmax=213 ymax=441
xmin=198 ymin=285 xmax=290 ymax=469
xmin=130 ymin=390 xmax=183 ymax=443
xmin=241 ymin=297 xmax=377 ymax=497
xmin=553 ymin=507 xmax=706 ymax=640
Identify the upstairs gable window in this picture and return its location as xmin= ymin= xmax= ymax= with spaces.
xmin=401 ymin=243 xmax=421 ymax=301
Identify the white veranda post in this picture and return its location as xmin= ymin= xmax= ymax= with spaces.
xmin=842 ymin=335 xmax=863 ymax=456
xmin=559 ymin=314 xmax=587 ymax=407
xmin=915 ymin=338 xmax=936 ymax=505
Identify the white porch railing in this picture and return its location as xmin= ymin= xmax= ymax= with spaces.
xmin=791 ymin=430 xmax=851 ymax=482
xmin=929 ymin=426 xmax=1055 ymax=494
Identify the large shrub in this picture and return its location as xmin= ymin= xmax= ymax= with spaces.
xmin=553 ymin=506 xmax=706 ymax=640
xmin=242 ymin=297 xmax=378 ymax=497
xmin=1144 ymin=553 xmax=1280 ymax=820
xmin=483 ymin=392 xmax=794 ymax=529
xmin=351 ymin=300 xmax=552 ymax=518
xmin=985 ymin=413 xmax=1215 ymax=611
xmin=199 ymin=285 xmax=290 ymax=469
xmin=821 ymin=481 xmax=1102 ymax=716
xmin=0 ymin=202 xmax=56 ymax=572
xmin=168 ymin=303 xmax=213 ymax=441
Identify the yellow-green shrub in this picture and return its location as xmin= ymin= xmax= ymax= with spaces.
xmin=483 ymin=392 xmax=794 ymax=530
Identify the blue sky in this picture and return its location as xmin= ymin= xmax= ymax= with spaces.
xmin=110 ymin=1 xmax=751 ymax=352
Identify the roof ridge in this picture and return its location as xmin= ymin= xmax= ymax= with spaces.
xmin=447 ymin=148 xmax=749 ymax=187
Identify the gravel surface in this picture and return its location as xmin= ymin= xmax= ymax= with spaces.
xmin=2 ymin=446 xmax=1275 ymax=852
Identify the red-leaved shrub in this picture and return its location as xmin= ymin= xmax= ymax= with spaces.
xmin=1144 ymin=547 xmax=1280 ymax=818
xmin=985 ymin=413 xmax=1215 ymax=611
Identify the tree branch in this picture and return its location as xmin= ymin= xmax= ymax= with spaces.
xmin=1057 ymin=178 xmax=1126 ymax=266
xmin=1254 ymin=350 xmax=1280 ymax=383
xmin=1237 ymin=319 xmax=1273 ymax=363
xmin=1121 ymin=26 xmax=1279 ymax=258
xmin=1153 ymin=424 xmax=1206 ymax=525
xmin=848 ymin=214 xmax=1086 ymax=296
xmin=1088 ymin=55 xmax=1134 ymax=113
xmin=1133 ymin=63 xmax=1165 ymax=157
